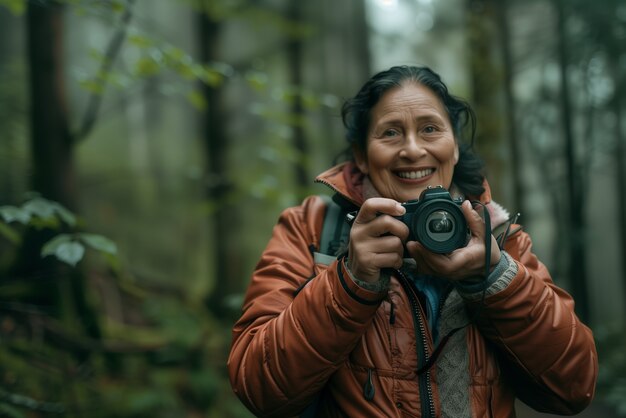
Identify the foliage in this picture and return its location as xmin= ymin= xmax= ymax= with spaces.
xmin=0 ymin=0 xmax=24 ymax=15
xmin=0 ymin=194 xmax=244 ymax=417
xmin=0 ymin=195 xmax=116 ymax=267
xmin=1 ymin=0 xmax=623 ymax=416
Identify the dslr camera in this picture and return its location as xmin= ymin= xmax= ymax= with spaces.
xmin=397 ymin=186 xmax=469 ymax=254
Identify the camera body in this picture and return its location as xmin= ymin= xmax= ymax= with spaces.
xmin=397 ymin=186 xmax=469 ymax=254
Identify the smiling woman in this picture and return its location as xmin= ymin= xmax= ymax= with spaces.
xmin=228 ymin=65 xmax=598 ymax=418
xmin=353 ymin=83 xmax=459 ymax=203
xmin=342 ymin=66 xmax=485 ymax=199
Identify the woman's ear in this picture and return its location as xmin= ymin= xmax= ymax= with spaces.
xmin=352 ymin=144 xmax=369 ymax=174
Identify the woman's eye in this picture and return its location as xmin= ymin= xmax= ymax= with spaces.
xmin=423 ymin=125 xmax=437 ymax=134
xmin=383 ymin=129 xmax=399 ymax=137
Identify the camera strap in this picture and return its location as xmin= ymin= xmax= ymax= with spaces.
xmin=313 ymin=195 xmax=497 ymax=377
xmin=417 ymin=200 xmax=492 ymax=375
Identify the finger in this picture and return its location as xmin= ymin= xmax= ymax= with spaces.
xmin=362 ymin=215 xmax=410 ymax=241
xmin=351 ymin=234 xmax=405 ymax=261
xmin=371 ymin=234 xmax=405 ymax=255
xmin=406 ymin=240 xmax=440 ymax=275
xmin=461 ymin=200 xmax=486 ymax=237
xmin=370 ymin=251 xmax=404 ymax=271
xmin=355 ymin=198 xmax=405 ymax=224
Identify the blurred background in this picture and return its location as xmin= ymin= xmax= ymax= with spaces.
xmin=0 ymin=0 xmax=624 ymax=417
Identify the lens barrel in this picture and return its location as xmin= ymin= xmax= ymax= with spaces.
xmin=409 ymin=199 xmax=467 ymax=253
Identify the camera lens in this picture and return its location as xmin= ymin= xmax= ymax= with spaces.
xmin=428 ymin=217 xmax=453 ymax=234
xmin=425 ymin=211 xmax=455 ymax=242
xmin=409 ymin=193 xmax=469 ymax=254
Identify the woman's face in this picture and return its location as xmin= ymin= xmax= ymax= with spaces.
xmin=354 ymin=82 xmax=459 ymax=203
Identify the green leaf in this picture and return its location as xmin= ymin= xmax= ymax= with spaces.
xmin=41 ymin=234 xmax=73 ymax=257
xmin=41 ymin=234 xmax=87 ymax=266
xmin=0 ymin=222 xmax=20 ymax=245
xmin=128 ymin=34 xmax=153 ymax=49
xmin=245 ymin=70 xmax=269 ymax=92
xmin=0 ymin=0 xmax=25 ymax=15
xmin=18 ymin=197 xmax=77 ymax=226
xmin=198 ymin=66 xmax=224 ymax=87
xmin=186 ymin=90 xmax=207 ymax=110
xmin=135 ymin=57 xmax=161 ymax=77
xmin=111 ymin=0 xmax=125 ymax=13
xmin=52 ymin=203 xmax=77 ymax=227
xmin=22 ymin=198 xmax=57 ymax=220
xmin=78 ymin=233 xmax=117 ymax=255
xmin=0 ymin=206 xmax=30 ymax=224
xmin=53 ymin=242 xmax=85 ymax=267
xmin=302 ymin=90 xmax=321 ymax=110
xmin=79 ymin=78 xmax=105 ymax=95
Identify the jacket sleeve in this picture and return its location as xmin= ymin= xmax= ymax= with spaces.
xmin=227 ymin=196 xmax=386 ymax=418
xmin=459 ymin=228 xmax=598 ymax=415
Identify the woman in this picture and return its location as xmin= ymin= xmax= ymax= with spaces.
xmin=228 ymin=66 xmax=597 ymax=417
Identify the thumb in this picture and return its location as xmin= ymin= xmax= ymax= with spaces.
xmin=462 ymin=200 xmax=485 ymax=237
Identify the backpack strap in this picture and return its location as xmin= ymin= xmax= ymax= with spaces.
xmin=298 ymin=196 xmax=352 ymax=415
xmin=314 ymin=195 xmax=351 ymax=265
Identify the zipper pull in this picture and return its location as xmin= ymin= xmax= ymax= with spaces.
xmin=363 ymin=368 xmax=375 ymax=401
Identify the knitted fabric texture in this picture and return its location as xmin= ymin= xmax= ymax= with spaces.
xmin=436 ymin=289 xmax=472 ymax=418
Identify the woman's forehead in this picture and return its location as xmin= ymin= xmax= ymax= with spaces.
xmin=371 ymin=84 xmax=447 ymax=119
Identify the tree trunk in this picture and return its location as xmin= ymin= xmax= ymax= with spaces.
xmin=14 ymin=1 xmax=74 ymax=277
xmin=14 ymin=1 xmax=102 ymax=344
xmin=607 ymin=49 xmax=626 ymax=310
xmin=0 ymin=10 xmax=22 ymax=202
xmin=494 ymin=0 xmax=524 ymax=216
xmin=197 ymin=11 xmax=236 ymax=319
xmin=286 ymin=1 xmax=309 ymax=196
xmin=554 ymin=0 xmax=590 ymax=323
xmin=27 ymin=1 xmax=75 ymax=208
xmin=613 ymin=84 xmax=626 ymax=310
xmin=466 ymin=0 xmax=508 ymax=204
xmin=303 ymin=0 xmax=371 ymax=166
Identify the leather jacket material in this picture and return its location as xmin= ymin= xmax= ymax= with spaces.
xmin=228 ymin=162 xmax=598 ymax=417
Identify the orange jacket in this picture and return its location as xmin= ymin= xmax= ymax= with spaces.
xmin=228 ymin=163 xmax=598 ymax=417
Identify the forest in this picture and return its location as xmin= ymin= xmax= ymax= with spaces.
xmin=0 ymin=0 xmax=624 ymax=417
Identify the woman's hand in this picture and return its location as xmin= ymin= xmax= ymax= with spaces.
xmin=406 ymin=200 xmax=501 ymax=282
xmin=347 ymin=198 xmax=409 ymax=283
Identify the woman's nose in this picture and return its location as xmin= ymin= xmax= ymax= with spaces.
xmin=398 ymin=134 xmax=426 ymax=160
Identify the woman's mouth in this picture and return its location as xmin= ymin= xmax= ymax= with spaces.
xmin=395 ymin=168 xmax=434 ymax=180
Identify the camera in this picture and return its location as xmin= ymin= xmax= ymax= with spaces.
xmin=397 ymin=186 xmax=468 ymax=254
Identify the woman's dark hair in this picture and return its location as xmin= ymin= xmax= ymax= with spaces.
xmin=340 ymin=65 xmax=485 ymax=197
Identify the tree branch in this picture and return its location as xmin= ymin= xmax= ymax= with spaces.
xmin=74 ymin=0 xmax=137 ymax=142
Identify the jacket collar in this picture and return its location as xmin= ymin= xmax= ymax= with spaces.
xmin=315 ymin=162 xmax=513 ymax=232
xmin=315 ymin=162 xmax=367 ymax=207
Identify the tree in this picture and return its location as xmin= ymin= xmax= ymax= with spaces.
xmin=554 ymin=0 xmax=590 ymax=323
xmin=467 ymin=0 xmax=525 ymax=216
xmin=494 ymin=0 xmax=524 ymax=215
xmin=27 ymin=0 xmax=75 ymax=209
xmin=286 ymin=0 xmax=309 ymax=192
xmin=196 ymin=4 xmax=235 ymax=319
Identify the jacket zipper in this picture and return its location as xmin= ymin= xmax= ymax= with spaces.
xmin=397 ymin=270 xmax=435 ymax=418
xmin=316 ymin=179 xmax=436 ymax=414
xmin=313 ymin=179 xmax=362 ymax=208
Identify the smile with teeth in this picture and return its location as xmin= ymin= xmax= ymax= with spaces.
xmin=396 ymin=168 xmax=434 ymax=179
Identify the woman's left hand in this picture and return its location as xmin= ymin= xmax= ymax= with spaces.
xmin=405 ymin=200 xmax=501 ymax=282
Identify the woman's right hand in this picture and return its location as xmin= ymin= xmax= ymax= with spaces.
xmin=347 ymin=198 xmax=409 ymax=283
